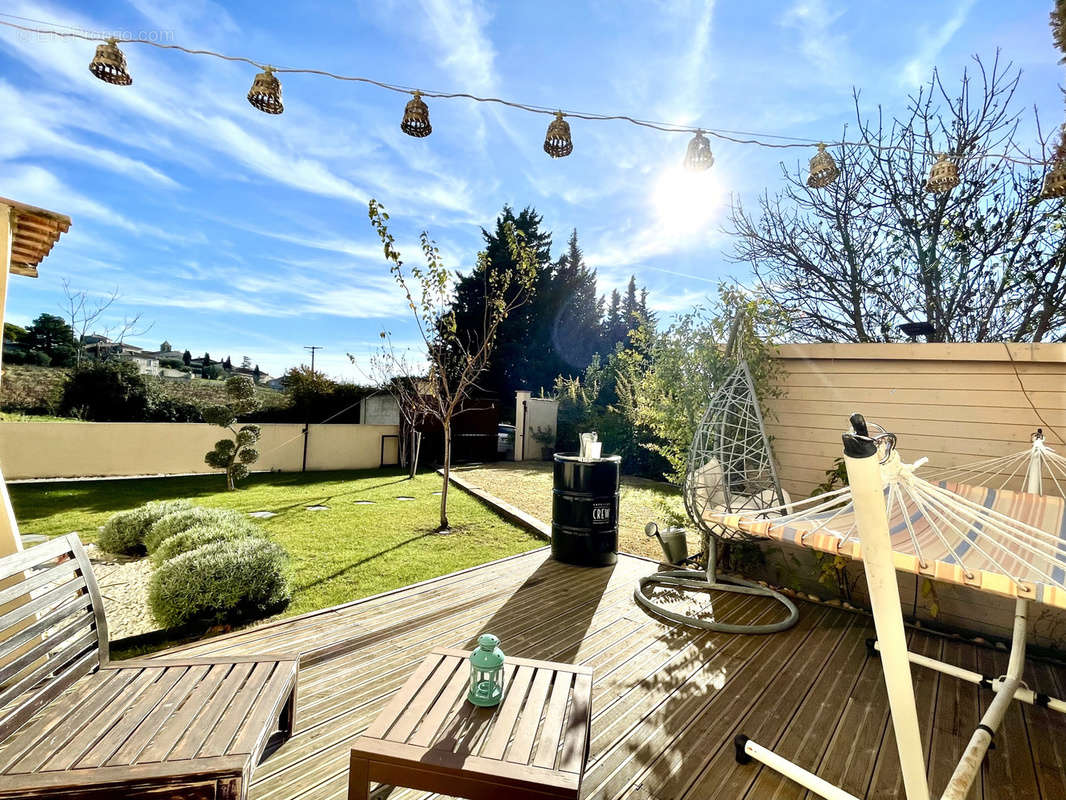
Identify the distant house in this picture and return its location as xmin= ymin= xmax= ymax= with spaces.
xmin=82 ymin=335 xmax=159 ymax=375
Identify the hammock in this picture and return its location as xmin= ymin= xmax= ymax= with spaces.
xmin=719 ymin=465 xmax=1066 ymax=609
xmin=921 ymin=428 xmax=1066 ymax=499
xmin=723 ymin=414 xmax=1066 ymax=800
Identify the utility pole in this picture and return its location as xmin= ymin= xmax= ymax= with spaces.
xmin=305 ymin=345 xmax=323 ymax=375
xmin=302 ymin=345 xmax=323 ymax=471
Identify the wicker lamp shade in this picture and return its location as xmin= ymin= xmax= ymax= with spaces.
xmin=543 ymin=112 xmax=573 ymax=158
xmin=88 ymin=39 xmax=132 ymax=86
xmin=683 ymin=131 xmax=714 ymax=171
xmin=401 ymin=91 xmax=432 ymax=137
xmin=1041 ymin=137 xmax=1066 ymax=200
xmin=925 ymin=153 xmax=960 ymax=193
xmin=248 ymin=67 xmax=283 ymax=114
xmin=806 ymin=143 xmax=840 ymax=188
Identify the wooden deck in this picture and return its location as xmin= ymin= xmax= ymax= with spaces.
xmin=161 ymin=548 xmax=1066 ymax=800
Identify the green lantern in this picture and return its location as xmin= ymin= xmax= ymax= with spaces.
xmin=468 ymin=634 xmax=505 ymax=707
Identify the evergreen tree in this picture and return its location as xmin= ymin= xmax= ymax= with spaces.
xmin=604 ymin=290 xmax=625 ymax=349
xmin=223 ymin=356 xmax=233 ymax=371
xmin=202 ymin=352 xmax=212 ymax=366
xmin=449 ymin=206 xmax=552 ymax=401
xmin=182 ymin=349 xmax=192 ymax=366
xmin=623 ymin=276 xmax=639 ymax=329
xmin=253 ymin=364 xmax=261 ymax=382
xmin=548 ymin=229 xmax=602 ymax=373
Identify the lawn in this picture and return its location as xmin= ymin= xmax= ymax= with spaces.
xmin=9 ymin=468 xmax=545 ymax=620
xmin=450 ymin=461 xmax=692 ymax=560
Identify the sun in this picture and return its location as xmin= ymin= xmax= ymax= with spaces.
xmin=650 ymin=163 xmax=727 ymax=236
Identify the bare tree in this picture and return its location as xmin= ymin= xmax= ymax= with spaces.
xmin=61 ymin=280 xmax=118 ymax=366
xmin=365 ymin=200 xmax=537 ymax=532
xmin=61 ymin=280 xmax=154 ymax=364
xmin=729 ymin=55 xmax=1066 ymax=343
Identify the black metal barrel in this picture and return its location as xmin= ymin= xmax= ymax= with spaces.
xmin=551 ymin=453 xmax=621 ymax=566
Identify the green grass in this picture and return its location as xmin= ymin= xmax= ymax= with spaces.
xmin=10 ymin=469 xmax=545 ymax=619
xmin=0 ymin=412 xmax=83 ymax=422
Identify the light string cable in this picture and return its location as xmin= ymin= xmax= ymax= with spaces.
xmin=0 ymin=13 xmax=1051 ymax=167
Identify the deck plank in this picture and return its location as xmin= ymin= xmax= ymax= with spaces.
xmin=144 ymin=550 xmax=1059 ymax=800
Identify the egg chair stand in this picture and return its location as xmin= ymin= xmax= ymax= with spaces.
xmin=725 ymin=414 xmax=1066 ymax=800
xmin=633 ymin=360 xmax=799 ymax=634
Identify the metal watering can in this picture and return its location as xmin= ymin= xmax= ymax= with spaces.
xmin=645 ymin=522 xmax=689 ymax=565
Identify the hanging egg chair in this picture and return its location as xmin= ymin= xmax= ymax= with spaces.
xmin=634 ymin=342 xmax=799 ymax=633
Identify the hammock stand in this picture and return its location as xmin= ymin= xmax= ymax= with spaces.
xmin=724 ymin=414 xmax=1066 ymax=800
xmin=633 ymin=360 xmax=799 ymax=634
xmin=923 ymin=427 xmax=1066 ymax=499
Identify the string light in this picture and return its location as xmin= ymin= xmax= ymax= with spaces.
xmin=88 ymin=38 xmax=131 ymax=85
xmin=683 ymin=130 xmax=714 ymax=171
xmin=247 ymin=66 xmax=283 ymax=114
xmin=400 ymin=91 xmax=432 ymax=137
xmin=543 ymin=112 xmax=573 ymax=158
xmin=925 ymin=153 xmax=960 ymax=194
xmin=0 ymin=15 xmax=1054 ymax=173
xmin=806 ymin=143 xmax=840 ymax=188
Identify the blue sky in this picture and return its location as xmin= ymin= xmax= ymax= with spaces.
xmin=0 ymin=1 xmax=1060 ymax=379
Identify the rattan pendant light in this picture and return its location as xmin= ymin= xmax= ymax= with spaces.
xmin=925 ymin=152 xmax=960 ymax=193
xmin=806 ymin=142 xmax=840 ymax=188
xmin=247 ymin=66 xmax=283 ymax=114
xmin=543 ymin=112 xmax=573 ymax=158
xmin=1041 ymin=135 xmax=1066 ymax=200
xmin=400 ymin=91 xmax=432 ymax=137
xmin=88 ymin=38 xmax=132 ymax=85
xmin=683 ymin=130 xmax=714 ymax=171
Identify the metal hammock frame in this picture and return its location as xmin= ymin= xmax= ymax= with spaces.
xmin=922 ymin=428 xmax=1066 ymax=499
xmin=726 ymin=414 xmax=1066 ymax=800
xmin=633 ymin=360 xmax=799 ymax=634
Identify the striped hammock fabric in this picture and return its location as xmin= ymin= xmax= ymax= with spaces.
xmin=715 ymin=455 xmax=1066 ymax=610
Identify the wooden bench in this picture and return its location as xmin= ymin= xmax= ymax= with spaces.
xmin=349 ymin=648 xmax=592 ymax=800
xmin=0 ymin=534 xmax=299 ymax=799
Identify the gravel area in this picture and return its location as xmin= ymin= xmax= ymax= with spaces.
xmin=84 ymin=544 xmax=159 ymax=640
xmin=450 ymin=461 xmax=695 ymax=560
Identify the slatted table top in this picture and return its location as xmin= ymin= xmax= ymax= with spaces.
xmin=350 ymin=647 xmax=592 ymax=799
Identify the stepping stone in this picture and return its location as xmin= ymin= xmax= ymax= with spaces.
xmin=432 ymin=492 xmax=443 ymax=496
xmin=248 ymin=511 xmax=277 ymax=519
xmin=21 ymin=534 xmax=48 ymax=546
xmin=305 ymin=505 xmax=330 ymax=511
xmin=396 ymin=496 xmax=416 ymax=501
xmin=354 ymin=500 xmax=375 ymax=505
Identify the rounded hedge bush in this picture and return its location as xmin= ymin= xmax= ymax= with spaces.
xmin=150 ymin=518 xmax=261 ymax=565
xmin=144 ymin=506 xmax=247 ymax=553
xmin=98 ymin=500 xmax=193 ymax=555
xmin=148 ymin=537 xmax=290 ymax=628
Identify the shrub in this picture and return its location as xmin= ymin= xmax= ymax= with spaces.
xmin=98 ymin=500 xmax=194 ymax=555
xmin=148 ymin=537 xmax=290 ymax=628
xmin=144 ymin=506 xmax=247 ymax=552
xmin=151 ymin=518 xmax=262 ymax=565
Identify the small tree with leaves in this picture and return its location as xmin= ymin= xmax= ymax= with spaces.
xmin=203 ymin=376 xmax=262 ymax=490
xmin=365 ymin=200 xmax=537 ymax=532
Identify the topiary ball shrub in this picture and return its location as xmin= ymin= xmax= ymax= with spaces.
xmin=144 ymin=506 xmax=248 ymax=553
xmin=98 ymin=500 xmax=193 ymax=555
xmin=148 ymin=537 xmax=290 ymax=629
xmin=151 ymin=518 xmax=262 ymax=565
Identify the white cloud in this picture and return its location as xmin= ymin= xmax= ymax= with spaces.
xmin=779 ymin=0 xmax=852 ymax=87
xmin=901 ymin=0 xmax=977 ymax=87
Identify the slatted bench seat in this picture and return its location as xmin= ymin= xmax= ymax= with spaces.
xmin=0 ymin=534 xmax=298 ymax=800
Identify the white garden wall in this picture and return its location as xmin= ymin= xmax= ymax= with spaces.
xmin=0 ymin=422 xmax=400 ymax=480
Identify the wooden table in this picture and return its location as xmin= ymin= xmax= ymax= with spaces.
xmin=348 ymin=648 xmax=592 ymax=800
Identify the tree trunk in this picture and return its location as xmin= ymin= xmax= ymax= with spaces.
xmin=439 ymin=420 xmax=451 ymax=531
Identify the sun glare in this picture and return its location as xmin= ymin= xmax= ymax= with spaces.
xmin=650 ymin=163 xmax=727 ymax=236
